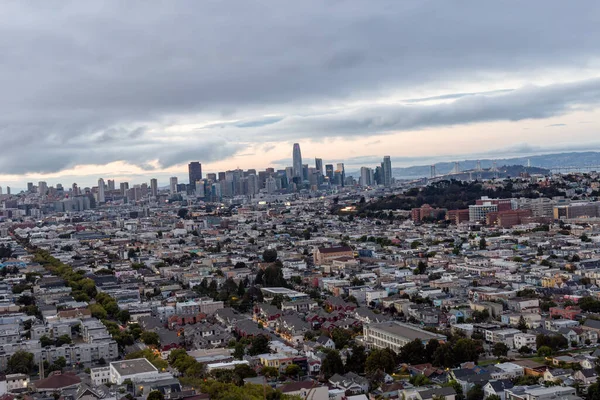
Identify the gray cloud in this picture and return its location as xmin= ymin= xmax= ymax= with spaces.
xmin=0 ymin=1 xmax=599 ymax=177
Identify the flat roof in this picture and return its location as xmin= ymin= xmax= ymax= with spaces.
xmin=368 ymin=321 xmax=446 ymax=341
xmin=110 ymin=358 xmax=157 ymax=376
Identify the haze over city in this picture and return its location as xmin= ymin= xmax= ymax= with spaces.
xmin=1 ymin=1 xmax=600 ymax=187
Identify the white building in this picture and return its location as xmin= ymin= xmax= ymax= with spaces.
xmin=90 ymin=366 xmax=111 ymax=386
xmin=109 ymin=358 xmax=160 ymax=384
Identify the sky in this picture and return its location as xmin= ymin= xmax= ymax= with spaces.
xmin=2 ymin=1 xmax=600 ymax=188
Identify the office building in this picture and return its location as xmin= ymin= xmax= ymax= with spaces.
xmin=360 ymin=167 xmax=373 ymax=187
xmin=38 ymin=181 xmax=48 ymax=196
xmin=107 ymin=179 xmax=115 ymax=191
xmin=97 ymin=178 xmax=105 ymax=203
xmin=382 ymin=156 xmax=392 ymax=187
xmin=292 ymin=143 xmax=303 ymax=178
xmin=120 ymin=182 xmax=129 ymax=196
xmin=188 ymin=162 xmax=202 ymax=185
xmin=315 ymin=158 xmax=323 ymax=175
xmin=170 ymin=177 xmax=178 ymax=194
xmin=27 ymin=183 xmax=34 ymax=193
xmin=150 ymin=178 xmax=158 ymax=197
xmin=336 ymin=163 xmax=345 ymax=186
xmin=325 ymin=164 xmax=334 ymax=181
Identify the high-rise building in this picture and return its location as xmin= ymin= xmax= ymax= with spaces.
xmin=292 ymin=143 xmax=303 ymax=178
xmin=120 ymin=182 xmax=129 ymax=196
xmin=315 ymin=158 xmax=323 ymax=175
xmin=325 ymin=164 xmax=334 ymax=181
xmin=27 ymin=182 xmax=34 ymax=193
xmin=195 ymin=180 xmax=206 ymax=197
xmin=336 ymin=163 xmax=345 ymax=187
xmin=150 ymin=178 xmax=158 ymax=197
xmin=170 ymin=177 xmax=178 ymax=194
xmin=72 ymin=183 xmax=79 ymax=195
xmin=360 ymin=167 xmax=373 ymax=187
xmin=107 ymin=179 xmax=115 ymax=191
xmin=266 ymin=177 xmax=277 ymax=194
xmin=382 ymin=156 xmax=392 ymax=187
xmin=38 ymin=181 xmax=48 ymax=196
xmin=5 ymin=187 xmax=9 ymax=195
xmin=207 ymin=173 xmax=217 ymax=181
xmin=188 ymin=162 xmax=202 ymax=185
xmin=97 ymin=178 xmax=106 ymax=203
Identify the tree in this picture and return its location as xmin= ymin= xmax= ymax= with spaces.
xmin=425 ymin=339 xmax=440 ymax=363
xmin=40 ymin=335 xmax=54 ymax=347
xmin=345 ymin=345 xmax=367 ymax=374
xmin=247 ymin=335 xmax=270 ymax=356
xmin=262 ymin=249 xmax=277 ymax=263
xmin=285 ymin=364 xmax=301 ymax=378
xmin=492 ymin=343 xmax=509 ymax=359
xmin=467 ymin=384 xmax=484 ymax=400
xmin=479 ymin=238 xmax=487 ymax=250
xmin=410 ymin=374 xmax=431 ymax=386
xmin=330 ymin=328 xmax=352 ymax=349
xmin=518 ymin=346 xmax=533 ymax=355
xmin=517 ymin=316 xmax=528 ymax=332
xmin=486 ymin=395 xmax=501 ymax=400
xmin=260 ymin=366 xmax=279 ymax=379
xmin=415 ymin=261 xmax=427 ymax=275
xmin=89 ymin=303 xmax=107 ymax=320
xmin=141 ymin=331 xmax=161 ymax=347
xmin=233 ymin=343 xmax=245 ymax=360
xmin=537 ymin=346 xmax=552 ymax=357
xmin=321 ymin=350 xmax=344 ymax=379
xmin=365 ymin=348 xmax=396 ymax=374
xmin=118 ymin=310 xmax=131 ymax=325
xmin=399 ymin=339 xmax=426 ymax=365
xmin=6 ymin=350 xmax=34 ymax=374
xmin=56 ymin=334 xmax=72 ymax=347
xmin=148 ymin=391 xmax=165 ymax=400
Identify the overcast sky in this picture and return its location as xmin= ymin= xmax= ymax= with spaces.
xmin=2 ymin=1 xmax=600 ymax=187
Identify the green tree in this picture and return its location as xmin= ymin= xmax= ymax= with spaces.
xmin=518 ymin=346 xmax=533 ymax=355
xmin=285 ymin=364 xmax=301 ymax=378
xmin=148 ymin=391 xmax=165 ymax=400
xmin=365 ymin=348 xmax=396 ymax=374
xmin=177 ymin=208 xmax=189 ymax=219
xmin=141 ymin=331 xmax=161 ymax=347
xmin=399 ymin=339 xmax=426 ymax=365
xmin=40 ymin=335 xmax=54 ymax=347
xmin=262 ymin=249 xmax=277 ymax=263
xmin=6 ymin=350 xmax=34 ymax=374
xmin=479 ymin=238 xmax=486 ymax=250
xmin=233 ymin=343 xmax=245 ymax=360
xmin=345 ymin=345 xmax=367 ymax=374
xmin=537 ymin=346 xmax=552 ymax=357
xmin=330 ymin=328 xmax=352 ymax=349
xmin=56 ymin=334 xmax=72 ymax=347
xmin=486 ymin=395 xmax=501 ymax=400
xmin=260 ymin=366 xmax=279 ymax=379
xmin=247 ymin=335 xmax=270 ymax=356
xmin=321 ymin=350 xmax=344 ymax=379
xmin=89 ymin=303 xmax=107 ymax=320
xmin=492 ymin=343 xmax=509 ymax=359
xmin=517 ymin=316 xmax=528 ymax=332
xmin=467 ymin=384 xmax=484 ymax=400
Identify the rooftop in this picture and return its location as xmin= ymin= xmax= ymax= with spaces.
xmin=110 ymin=358 xmax=158 ymax=376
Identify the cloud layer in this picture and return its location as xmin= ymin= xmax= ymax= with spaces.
xmin=0 ymin=1 xmax=600 ymax=181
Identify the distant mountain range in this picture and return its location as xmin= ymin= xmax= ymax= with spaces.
xmin=391 ymin=151 xmax=600 ymax=179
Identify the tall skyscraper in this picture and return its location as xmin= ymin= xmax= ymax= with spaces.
xmin=360 ymin=167 xmax=372 ymax=187
xmin=336 ymin=163 xmax=345 ymax=186
xmin=5 ymin=187 xmax=9 ymax=195
xmin=150 ymin=178 xmax=158 ymax=197
xmin=38 ymin=181 xmax=48 ymax=196
xmin=27 ymin=182 xmax=34 ymax=192
xmin=107 ymin=179 xmax=115 ymax=191
xmin=97 ymin=178 xmax=105 ymax=203
xmin=120 ymin=182 xmax=129 ymax=196
xmin=382 ymin=156 xmax=392 ymax=187
xmin=188 ymin=162 xmax=202 ymax=185
xmin=315 ymin=158 xmax=323 ymax=175
xmin=292 ymin=143 xmax=303 ymax=178
xmin=170 ymin=177 xmax=178 ymax=194
xmin=325 ymin=164 xmax=334 ymax=181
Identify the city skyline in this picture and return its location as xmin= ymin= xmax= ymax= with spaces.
xmin=1 ymin=2 xmax=600 ymax=187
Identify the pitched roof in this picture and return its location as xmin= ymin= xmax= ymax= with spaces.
xmin=35 ymin=371 xmax=81 ymax=390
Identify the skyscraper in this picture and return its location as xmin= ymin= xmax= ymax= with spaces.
xmin=97 ymin=178 xmax=105 ymax=203
xmin=150 ymin=178 xmax=158 ymax=197
xmin=170 ymin=177 xmax=178 ymax=194
xmin=315 ymin=158 xmax=323 ymax=175
xmin=38 ymin=181 xmax=48 ymax=196
xmin=325 ymin=164 xmax=334 ymax=181
xmin=336 ymin=163 xmax=345 ymax=186
xmin=120 ymin=182 xmax=129 ymax=196
xmin=107 ymin=179 xmax=115 ymax=191
xmin=382 ymin=156 xmax=392 ymax=187
xmin=188 ymin=162 xmax=202 ymax=185
xmin=292 ymin=143 xmax=303 ymax=178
